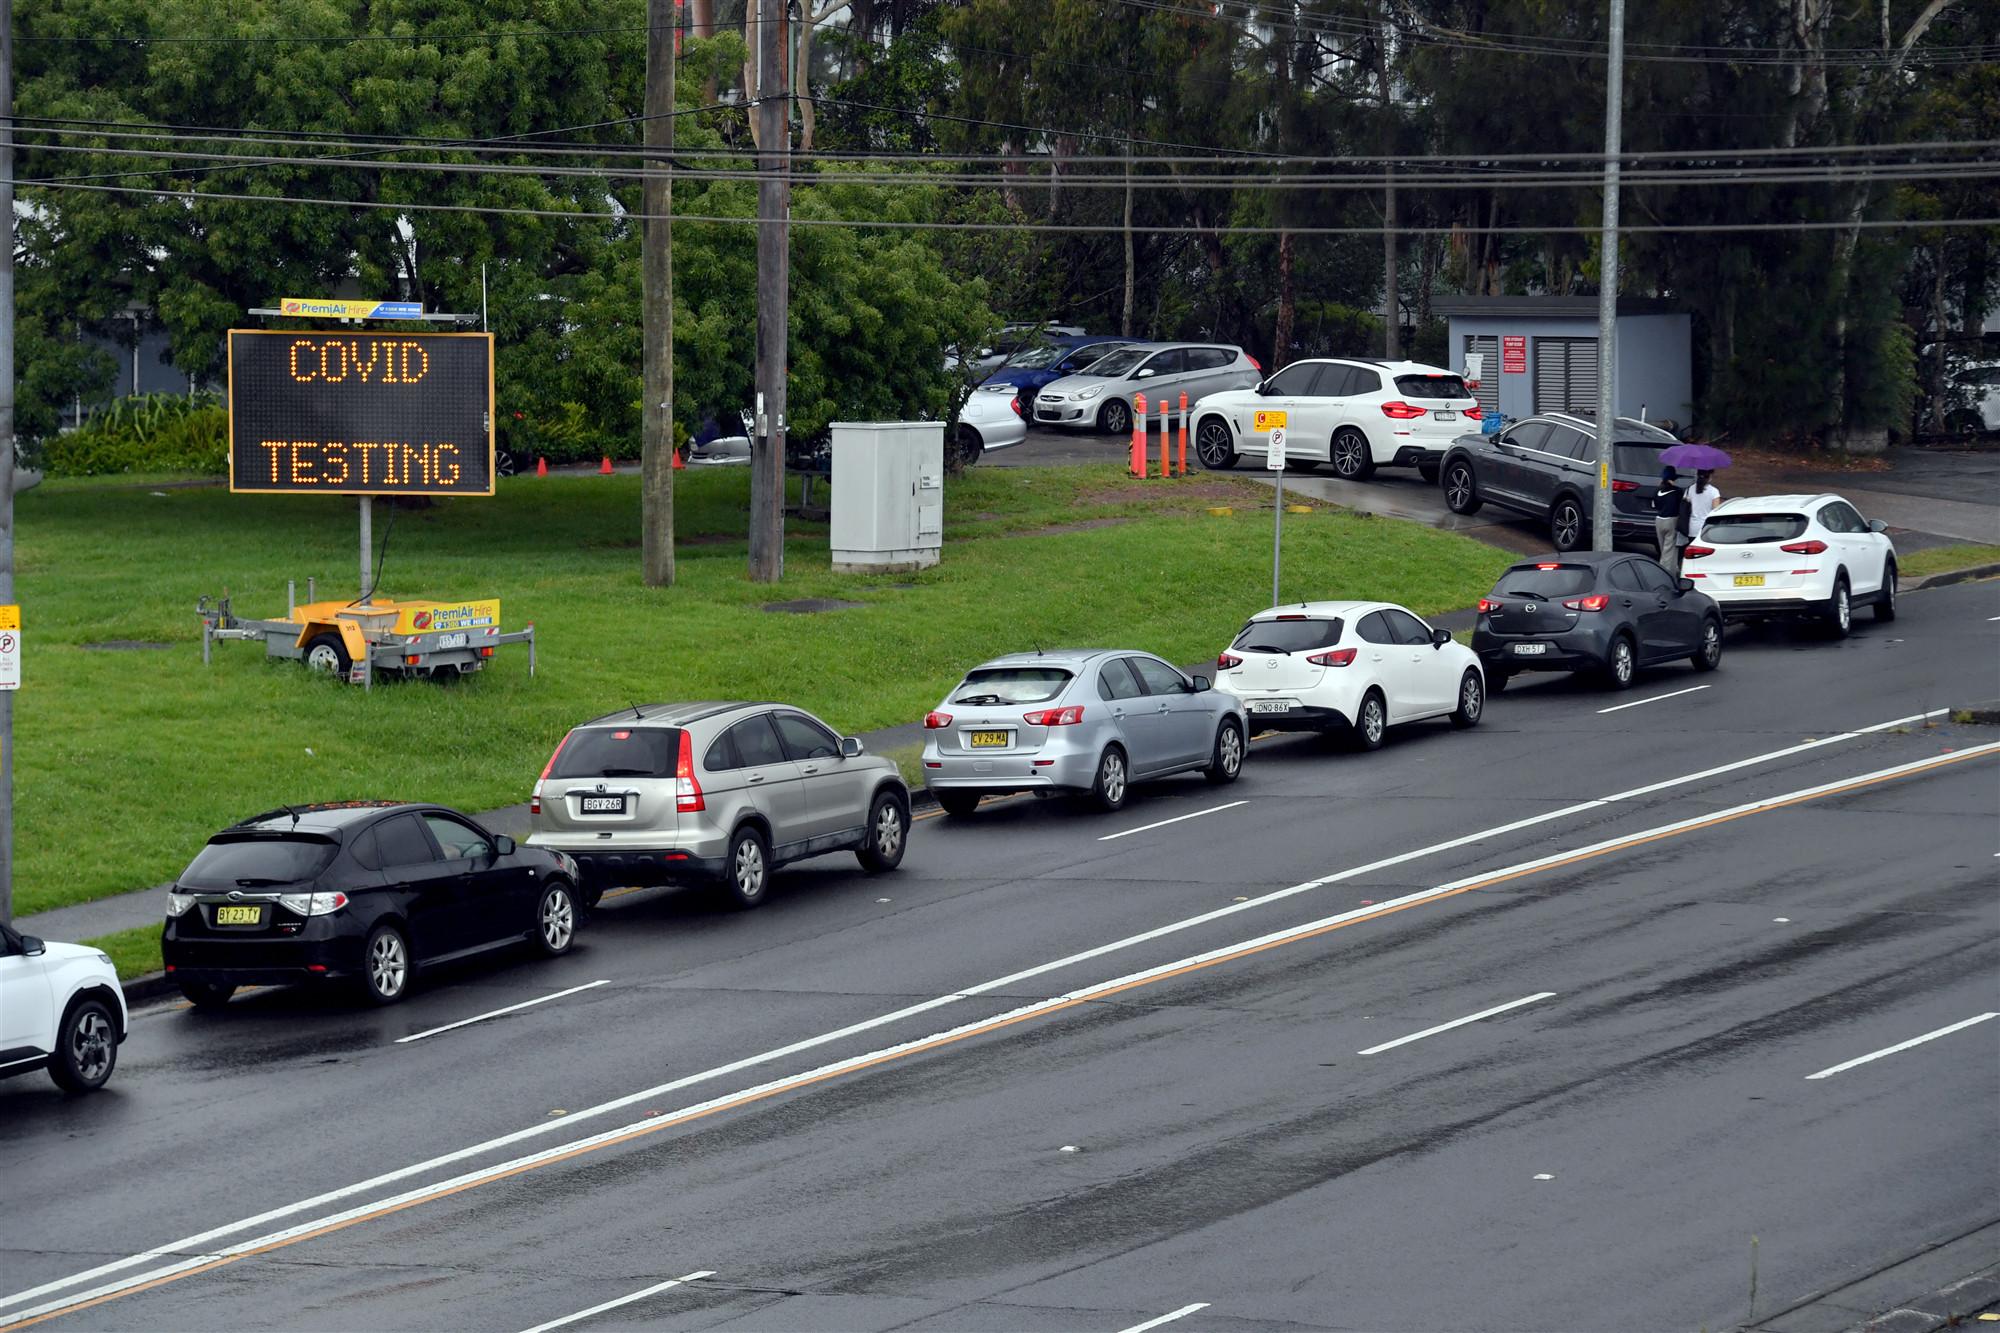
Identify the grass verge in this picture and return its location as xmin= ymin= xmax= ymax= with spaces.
xmin=84 ymin=924 xmax=164 ymax=983
xmin=16 ymin=463 xmax=1509 ymax=917
xmin=1900 ymin=543 xmax=2000 ymax=580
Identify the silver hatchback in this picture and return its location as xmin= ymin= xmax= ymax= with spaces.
xmin=921 ymin=651 xmax=1248 ymax=815
xmin=1032 ymin=344 xmax=1262 ymax=437
xmin=527 ymin=702 xmax=911 ymax=909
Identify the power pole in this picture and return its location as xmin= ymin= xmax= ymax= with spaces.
xmin=1375 ymin=0 xmax=1398 ymax=360
xmin=640 ymin=0 xmax=677 ymax=588
xmin=748 ymin=0 xmax=790 ymax=583
xmin=1592 ymin=0 xmax=1624 ymax=553
xmin=0 ymin=0 xmax=16 ymax=923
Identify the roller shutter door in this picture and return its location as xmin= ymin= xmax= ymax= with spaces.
xmin=1533 ymin=337 xmax=1599 ymax=415
xmin=1462 ymin=334 xmax=1499 ymax=419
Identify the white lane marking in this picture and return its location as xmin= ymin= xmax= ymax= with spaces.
xmin=517 ymin=1271 xmax=715 ymax=1333
xmin=0 ymin=706 xmax=1952 ymax=1318
xmin=1804 ymin=1012 xmax=1998 ymax=1081
xmin=1099 ymin=800 xmax=1248 ymax=842
xmin=1596 ymin=684 xmax=1710 ymax=715
xmin=396 ymin=981 xmax=611 ymax=1044
xmin=1357 ymin=992 xmax=1557 ymax=1055
xmin=1117 ymin=1304 xmax=1210 ymax=1333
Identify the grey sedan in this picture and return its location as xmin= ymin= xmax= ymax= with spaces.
xmin=921 ymin=651 xmax=1248 ymax=815
xmin=1032 ymin=344 xmax=1262 ymax=436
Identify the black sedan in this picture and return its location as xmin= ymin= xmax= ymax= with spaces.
xmin=162 ymin=802 xmax=582 ymax=1007
xmin=1472 ymin=552 xmax=1724 ymax=691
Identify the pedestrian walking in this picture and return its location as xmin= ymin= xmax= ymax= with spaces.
xmin=1652 ymin=466 xmax=1689 ymax=574
xmin=1687 ymin=468 xmax=1723 ymax=539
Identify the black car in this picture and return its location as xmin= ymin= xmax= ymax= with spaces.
xmin=1439 ymin=413 xmax=1678 ymax=552
xmin=1472 ymin=552 xmax=1724 ymax=691
xmin=162 ymin=802 xmax=582 ymax=1008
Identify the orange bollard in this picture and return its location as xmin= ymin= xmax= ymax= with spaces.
xmin=599 ymin=456 xmax=615 ymax=475
xmin=535 ymin=456 xmax=548 ymax=477
xmin=1178 ymin=393 xmax=1189 ymax=475
xmin=1130 ymin=394 xmax=1148 ymax=477
xmin=1157 ymin=399 xmax=1170 ymax=478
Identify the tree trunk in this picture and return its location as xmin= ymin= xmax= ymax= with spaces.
xmin=750 ymin=0 xmax=790 ymax=582
xmin=1120 ymin=144 xmax=1135 ymax=338
xmin=641 ymin=0 xmax=676 ymax=588
xmin=1274 ymin=229 xmax=1295 ymax=368
xmin=692 ymin=0 xmax=717 ymax=104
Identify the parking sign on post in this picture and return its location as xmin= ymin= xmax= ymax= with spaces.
xmin=1266 ymin=425 xmax=1286 ymax=470
xmin=0 ymin=607 xmax=20 ymax=691
xmin=1265 ymin=426 xmax=1288 ymax=605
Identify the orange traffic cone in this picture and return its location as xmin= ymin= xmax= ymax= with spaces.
xmin=671 ymin=447 xmax=685 ymax=471
xmin=535 ymin=456 xmax=548 ymax=477
xmin=598 ymin=455 xmax=615 ymax=475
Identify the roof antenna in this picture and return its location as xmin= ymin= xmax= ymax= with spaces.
xmin=1034 ymin=641 xmax=1043 ymax=656
xmin=630 ymin=701 xmax=644 ymax=719
xmin=284 ymin=804 xmax=301 ymax=829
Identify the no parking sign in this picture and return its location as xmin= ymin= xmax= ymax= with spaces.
xmin=0 ymin=605 xmax=20 ymax=690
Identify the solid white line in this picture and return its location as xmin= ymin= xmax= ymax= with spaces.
xmin=1804 ymin=1012 xmax=1998 ymax=1081
xmin=517 ymin=1271 xmax=715 ymax=1333
xmin=396 ymin=981 xmax=611 ymax=1044
xmin=0 ymin=706 xmax=1953 ymax=1319
xmin=1596 ymin=684 xmax=1710 ymax=715
xmin=1117 ymin=1303 xmax=1210 ymax=1333
xmin=1357 ymin=992 xmax=1557 ymax=1055
xmin=1099 ymin=801 xmax=1247 ymax=842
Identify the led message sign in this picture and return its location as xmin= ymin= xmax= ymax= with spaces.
xmin=227 ymin=330 xmax=495 ymax=495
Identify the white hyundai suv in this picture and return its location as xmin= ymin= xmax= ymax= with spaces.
xmin=1192 ymin=358 xmax=1480 ymax=481
xmin=0 ymin=921 xmax=127 ymax=1094
xmin=1684 ymin=493 xmax=1898 ymax=637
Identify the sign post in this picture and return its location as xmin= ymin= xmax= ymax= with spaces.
xmin=1265 ymin=419 xmax=1288 ymax=607
xmin=0 ymin=605 xmax=19 ymax=692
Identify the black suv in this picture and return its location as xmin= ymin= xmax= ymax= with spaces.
xmin=1439 ymin=413 xmax=1676 ymax=552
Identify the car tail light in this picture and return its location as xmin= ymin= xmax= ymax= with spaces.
xmin=675 ymin=730 xmax=705 ymax=813
xmin=1024 ymin=705 xmax=1085 ymax=726
xmin=278 ymin=891 xmax=349 ymax=916
xmin=1307 ymin=647 xmax=1358 ymax=667
xmin=1217 ymin=651 xmax=1242 ymax=670
xmin=1563 ymin=593 xmax=1611 ymax=612
xmin=1780 ymin=539 xmax=1828 ymax=555
xmin=479 ymin=647 xmax=495 ymax=658
xmin=166 ymin=892 xmax=195 ymax=918
xmin=1477 ymin=597 xmax=1500 ymax=614
xmin=1465 ymin=406 xmax=1483 ymax=420
xmin=1246 ymin=354 xmax=1262 ymax=371
xmin=1611 ymin=480 xmax=1638 ymax=493
xmin=924 ymin=711 xmax=953 ymax=729
xmin=1683 ymin=545 xmax=1714 ymax=559
xmin=1009 ymin=394 xmax=1023 ymax=418
xmin=1381 ymin=400 xmax=1426 ymax=419
xmin=530 ymin=795 xmax=541 ymax=815
xmin=539 ymin=730 xmax=574 ymax=781
xmin=1535 ymin=562 xmax=1561 ymax=569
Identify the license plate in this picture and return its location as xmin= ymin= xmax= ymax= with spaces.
xmin=580 ymin=795 xmax=627 ymax=813
xmin=1733 ymin=574 xmax=1766 ymax=588
xmin=436 ymin=632 xmax=468 ymax=649
xmin=1249 ymin=700 xmax=1294 ymax=713
xmin=967 ymin=731 xmax=1009 ymax=748
xmin=214 ymin=905 xmax=263 ymax=925
xmin=1512 ymin=642 xmax=1550 ymax=655
xmin=1434 ymin=410 xmax=1456 ymax=422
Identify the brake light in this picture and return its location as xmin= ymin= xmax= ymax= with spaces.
xmin=675 ymin=730 xmax=704 ymax=813
xmin=1780 ymin=539 xmax=1828 ymax=555
xmin=1611 ymin=480 xmax=1638 ymax=493
xmin=539 ymin=730 xmax=574 ymax=781
xmin=1009 ymin=394 xmax=1023 ymax=417
xmin=1381 ymin=400 xmax=1426 ymax=419
xmin=1477 ymin=597 xmax=1500 ymax=614
xmin=1465 ymin=406 xmax=1483 ymax=420
xmin=530 ymin=795 xmax=540 ymax=815
xmin=1024 ymin=706 xmax=1085 ymax=726
xmin=1535 ymin=562 xmax=1561 ymax=569
xmin=1563 ymin=593 xmax=1611 ymax=612
xmin=924 ymin=711 xmax=953 ymax=729
xmin=1217 ymin=652 xmax=1242 ymax=670
xmin=1307 ymin=647 xmax=1358 ymax=667
xmin=1683 ymin=545 xmax=1714 ymax=559
xmin=1246 ymin=354 xmax=1262 ymax=371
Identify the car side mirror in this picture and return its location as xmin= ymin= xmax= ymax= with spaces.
xmin=493 ymin=834 xmax=516 ymax=857
xmin=1190 ymin=675 xmax=1211 ymax=692
xmin=1868 ymin=518 xmax=1887 ymax=533
xmin=1136 ymin=368 xmax=1155 ymax=379
xmin=1677 ymin=577 xmax=1696 ymax=593
xmin=1430 ymin=628 xmax=1452 ymax=647
xmin=20 ymin=934 xmax=45 ymax=956
xmin=840 ymin=736 xmax=865 ymax=758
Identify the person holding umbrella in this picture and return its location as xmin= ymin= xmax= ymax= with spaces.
xmin=1658 ymin=442 xmax=1732 ymax=541
xmin=1652 ymin=466 xmax=1689 ymax=573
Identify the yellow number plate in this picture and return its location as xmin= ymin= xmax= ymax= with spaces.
xmin=967 ymin=730 xmax=1009 ymax=748
xmin=1733 ymin=574 xmax=1766 ymax=588
xmin=214 ymin=905 xmax=263 ymax=925
xmin=1253 ymin=410 xmax=1288 ymax=431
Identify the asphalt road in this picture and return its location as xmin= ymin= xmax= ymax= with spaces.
xmin=4 ymin=580 xmax=1997 ymax=1333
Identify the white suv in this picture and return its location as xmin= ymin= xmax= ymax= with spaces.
xmin=1685 ymin=494 xmax=1898 ymax=637
xmin=1192 ymin=358 xmax=1479 ymax=480
xmin=0 ymin=921 xmax=127 ymax=1094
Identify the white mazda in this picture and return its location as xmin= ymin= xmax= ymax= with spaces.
xmin=1214 ymin=601 xmax=1485 ymax=751
xmin=1685 ymin=493 xmax=1897 ymax=637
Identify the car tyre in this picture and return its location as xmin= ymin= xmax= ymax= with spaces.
xmin=1204 ymin=719 xmax=1245 ymax=784
xmin=1330 ymin=428 xmax=1375 ymax=480
xmin=177 ymin=979 xmax=235 ymax=1010
xmin=535 ymin=881 xmax=577 ymax=957
xmin=303 ymin=632 xmax=352 ymax=676
xmin=1449 ymin=670 xmax=1484 ymax=728
xmin=857 ymin=792 xmax=909 ymax=872
xmin=579 ymin=883 xmax=605 ymax=911
xmin=1603 ymin=634 xmax=1637 ymax=689
xmin=1873 ymin=561 xmax=1897 ymax=622
xmin=1351 ymin=690 xmax=1387 ymax=751
xmin=1691 ymin=617 xmax=1723 ymax=672
xmin=1194 ymin=416 xmax=1238 ymax=470
xmin=496 ymin=450 xmax=521 ymax=478
xmin=935 ymin=790 xmax=982 ymax=817
xmin=948 ymin=425 xmax=984 ymax=472
xmin=1443 ymin=459 xmax=1483 ymax=515
xmin=360 ymin=922 xmax=412 ymax=1005
xmin=1417 ymin=459 xmax=1441 ymax=485
xmin=1099 ymin=398 xmax=1132 ymax=437
xmin=48 ymin=997 xmax=117 ymax=1094
xmin=1091 ymin=745 xmax=1129 ymax=812
xmin=1550 ymin=496 xmax=1586 ymax=553
xmin=723 ymin=825 xmax=771 ymax=909
xmin=1824 ymin=574 xmax=1852 ymax=639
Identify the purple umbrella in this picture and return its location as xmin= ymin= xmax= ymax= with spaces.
xmin=1658 ymin=442 xmax=1733 ymax=470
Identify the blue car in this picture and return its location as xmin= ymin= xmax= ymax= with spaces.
xmin=978 ymin=335 xmax=1134 ymax=397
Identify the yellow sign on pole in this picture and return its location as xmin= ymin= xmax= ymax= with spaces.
xmin=0 ymin=605 xmax=20 ymax=691
xmin=1254 ymin=410 xmax=1288 ymax=431
xmin=0 ymin=605 xmax=18 ymax=630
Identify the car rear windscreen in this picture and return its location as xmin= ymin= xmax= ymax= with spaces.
xmin=1491 ymin=565 xmax=1597 ymax=598
xmin=951 ymin=668 xmax=1074 ymax=705
xmin=1699 ymin=513 xmax=1809 ymax=544
xmin=1393 ymin=374 xmax=1472 ymax=400
xmin=180 ymin=837 xmax=338 ymax=888
xmin=1232 ymin=617 xmax=1344 ymax=652
xmin=1613 ymin=443 xmax=1668 ymax=475
xmin=551 ymin=727 xmax=682 ymax=779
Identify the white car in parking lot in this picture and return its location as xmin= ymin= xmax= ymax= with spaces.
xmin=1684 ymin=494 xmax=1897 ymax=636
xmin=1214 ymin=600 xmax=1485 ymax=750
xmin=0 ymin=921 xmax=127 ymax=1094
xmin=955 ymin=384 xmax=1028 ymax=455
xmin=1192 ymin=358 xmax=1479 ymax=480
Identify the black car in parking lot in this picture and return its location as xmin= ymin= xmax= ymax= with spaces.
xmin=162 ymin=802 xmax=582 ymax=1008
xmin=1439 ymin=413 xmax=1678 ymax=552
xmin=1473 ymin=552 xmax=1724 ymax=690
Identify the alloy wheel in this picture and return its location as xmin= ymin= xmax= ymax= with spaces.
xmin=70 ymin=1009 xmax=113 ymax=1084
xmin=1835 ymin=584 xmax=1850 ymax=632
xmin=1103 ymin=400 xmax=1130 ymax=436
xmin=1362 ymin=697 xmax=1385 ymax=745
xmin=1219 ymin=725 xmax=1243 ymax=776
xmin=1333 ymin=434 xmax=1365 ymax=477
xmin=1445 ymin=465 xmax=1475 ymax=511
xmin=1196 ymin=420 xmax=1233 ymax=467
xmin=540 ymin=887 xmax=574 ymax=952
xmin=1101 ymin=751 xmax=1127 ymax=805
xmin=1552 ymin=501 xmax=1582 ymax=551
xmin=875 ymin=802 xmax=905 ymax=860
xmin=370 ymin=932 xmax=407 ymax=999
xmin=1701 ymin=621 xmax=1722 ymax=667
xmin=735 ymin=838 xmax=766 ymax=898
xmin=1611 ymin=639 xmax=1634 ymax=686
xmin=1460 ymin=674 xmax=1482 ymax=722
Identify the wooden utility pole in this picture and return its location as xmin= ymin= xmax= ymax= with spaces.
xmin=1375 ymin=0 xmax=1399 ymax=359
xmin=641 ymin=0 xmax=677 ymax=587
xmin=749 ymin=0 xmax=790 ymax=583
xmin=0 ymin=0 xmax=16 ymax=923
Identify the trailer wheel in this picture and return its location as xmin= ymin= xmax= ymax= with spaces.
xmin=303 ymin=633 xmax=352 ymax=675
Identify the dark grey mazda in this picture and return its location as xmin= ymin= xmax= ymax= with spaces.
xmin=1472 ymin=552 xmax=1724 ymax=691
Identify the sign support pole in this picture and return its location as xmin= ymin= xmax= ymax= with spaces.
xmin=359 ymin=496 xmax=373 ymax=602
xmin=1266 ymin=423 xmax=1288 ymax=607
xmin=0 ymin=0 xmax=18 ymax=922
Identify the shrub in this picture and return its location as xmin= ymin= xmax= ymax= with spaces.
xmin=45 ymin=393 xmax=228 ymax=477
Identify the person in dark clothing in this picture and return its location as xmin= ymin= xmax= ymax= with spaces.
xmin=1652 ymin=466 xmax=1690 ymax=574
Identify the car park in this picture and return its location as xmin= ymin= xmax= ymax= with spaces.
xmin=0 ymin=922 xmax=126 ymax=1094
xmin=1214 ymin=601 xmax=1484 ymax=750
xmin=529 ymin=702 xmax=910 ymax=909
xmin=1192 ymin=359 xmax=1478 ymax=481
xmin=1684 ymin=494 xmax=1897 ymax=636
xmin=1472 ymin=552 xmax=1723 ymax=691
xmin=162 ymin=801 xmax=581 ymax=1007
xmin=955 ymin=384 xmax=1029 ymax=456
xmin=1033 ymin=343 xmax=1261 ymax=436
xmin=1439 ymin=413 xmax=1678 ymax=552
xmin=922 ymin=651 xmax=1246 ymax=814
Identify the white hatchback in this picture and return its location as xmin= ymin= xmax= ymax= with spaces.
xmin=1685 ymin=494 xmax=1898 ymax=637
xmin=0 ymin=921 xmax=127 ymax=1094
xmin=1214 ymin=601 xmax=1485 ymax=751
xmin=1191 ymin=359 xmax=1479 ymax=480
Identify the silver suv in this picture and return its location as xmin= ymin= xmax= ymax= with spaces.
xmin=527 ymin=702 xmax=910 ymax=909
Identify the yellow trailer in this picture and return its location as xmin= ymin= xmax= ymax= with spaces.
xmin=199 ymin=584 xmax=536 ymax=687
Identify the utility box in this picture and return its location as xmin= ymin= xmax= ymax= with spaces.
xmin=830 ymin=421 xmax=944 ymax=573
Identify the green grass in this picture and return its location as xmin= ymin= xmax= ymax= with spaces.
xmin=14 ymin=464 xmax=1510 ymax=916
xmin=83 ymin=924 xmax=164 ymax=982
xmin=1900 ymin=543 xmax=2000 ymax=580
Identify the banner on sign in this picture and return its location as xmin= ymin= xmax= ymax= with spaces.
xmin=1254 ymin=409 xmax=1288 ymax=432
xmin=279 ymin=298 xmax=425 ymax=320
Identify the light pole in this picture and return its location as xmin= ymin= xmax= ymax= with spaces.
xmin=1592 ymin=0 xmax=1625 ymax=553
